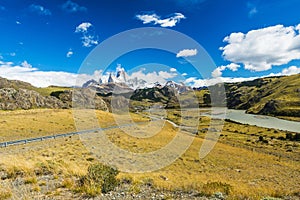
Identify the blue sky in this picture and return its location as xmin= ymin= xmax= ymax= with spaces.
xmin=0 ymin=0 xmax=300 ymax=87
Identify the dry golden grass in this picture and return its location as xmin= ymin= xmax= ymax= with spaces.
xmin=0 ymin=109 xmax=299 ymax=199
xmin=0 ymin=109 xmax=148 ymax=142
xmin=114 ymin=124 xmax=299 ymax=198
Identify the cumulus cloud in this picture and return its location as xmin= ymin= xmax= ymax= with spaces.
xmin=21 ymin=60 xmax=32 ymax=68
xmin=220 ymin=24 xmax=300 ymax=71
xmin=1 ymin=59 xmax=299 ymax=89
xmin=281 ymin=66 xmax=300 ymax=75
xmin=186 ymin=65 xmax=300 ymax=88
xmin=66 ymin=49 xmax=73 ymax=58
xmin=182 ymin=73 xmax=188 ymax=76
xmin=211 ymin=63 xmax=240 ymax=78
xmin=29 ymin=4 xmax=51 ymax=16
xmin=61 ymin=0 xmax=87 ymax=13
xmin=185 ymin=76 xmax=259 ymax=88
xmin=75 ymin=22 xmax=98 ymax=47
xmin=136 ymin=12 xmax=185 ymax=27
xmin=170 ymin=67 xmax=177 ymax=72
xmin=16 ymin=21 xmax=21 ymax=25
xmin=129 ymin=68 xmax=177 ymax=84
xmin=81 ymin=35 xmax=98 ymax=47
xmin=268 ymin=66 xmax=300 ymax=77
xmin=0 ymin=60 xmax=101 ymax=87
xmin=0 ymin=59 xmax=179 ymax=88
xmin=75 ymin=22 xmax=92 ymax=33
xmin=176 ymin=49 xmax=198 ymax=57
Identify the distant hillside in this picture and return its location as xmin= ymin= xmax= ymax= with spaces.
xmin=1 ymin=74 xmax=300 ymax=118
xmin=0 ymin=77 xmax=69 ymax=110
xmin=225 ymin=74 xmax=300 ymax=117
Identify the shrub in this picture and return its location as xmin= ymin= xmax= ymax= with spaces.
xmin=286 ymin=133 xmax=294 ymax=141
xmin=259 ymin=136 xmax=264 ymax=141
xmin=201 ymin=181 xmax=232 ymax=196
xmin=77 ymin=163 xmax=119 ymax=196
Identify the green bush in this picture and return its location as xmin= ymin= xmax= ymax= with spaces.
xmin=78 ymin=163 xmax=119 ymax=196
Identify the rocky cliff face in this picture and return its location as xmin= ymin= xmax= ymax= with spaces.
xmin=0 ymin=88 xmax=67 ymax=110
xmin=0 ymin=77 xmax=108 ymax=111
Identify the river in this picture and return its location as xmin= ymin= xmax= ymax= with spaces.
xmin=201 ymin=108 xmax=300 ymax=133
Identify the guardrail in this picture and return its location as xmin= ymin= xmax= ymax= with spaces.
xmin=0 ymin=121 xmax=151 ymax=148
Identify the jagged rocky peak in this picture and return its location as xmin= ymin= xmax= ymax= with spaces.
xmin=82 ymin=79 xmax=98 ymax=88
xmin=115 ymin=64 xmax=129 ymax=83
xmin=81 ymin=65 xmax=191 ymax=93
xmin=165 ymin=80 xmax=178 ymax=87
xmin=163 ymin=80 xmax=191 ymax=93
xmin=108 ymin=73 xmax=114 ymax=83
xmin=154 ymin=82 xmax=163 ymax=88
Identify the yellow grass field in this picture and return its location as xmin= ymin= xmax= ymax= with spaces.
xmin=0 ymin=109 xmax=299 ymax=199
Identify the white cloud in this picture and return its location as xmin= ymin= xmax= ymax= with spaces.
xmin=75 ymin=22 xmax=92 ymax=33
xmin=21 ymin=60 xmax=32 ymax=68
xmin=75 ymin=22 xmax=99 ymax=47
xmin=136 ymin=12 xmax=185 ymax=27
xmin=10 ymin=52 xmax=16 ymax=57
xmin=211 ymin=63 xmax=240 ymax=78
xmin=182 ymin=73 xmax=188 ymax=76
xmin=16 ymin=21 xmax=21 ymax=25
xmin=61 ymin=0 xmax=87 ymax=13
xmin=186 ymin=65 xmax=300 ymax=88
xmin=129 ymin=68 xmax=177 ymax=84
xmin=170 ymin=67 xmax=177 ymax=72
xmin=220 ymin=24 xmax=300 ymax=71
xmin=176 ymin=49 xmax=197 ymax=57
xmin=66 ymin=49 xmax=73 ymax=58
xmin=281 ymin=66 xmax=300 ymax=75
xmin=81 ymin=35 xmax=98 ymax=47
xmin=185 ymin=76 xmax=259 ymax=88
xmin=268 ymin=66 xmax=300 ymax=77
xmin=211 ymin=67 xmax=222 ymax=78
xmin=1 ymin=59 xmax=299 ymax=89
xmin=0 ymin=60 xmax=101 ymax=87
xmin=29 ymin=4 xmax=51 ymax=16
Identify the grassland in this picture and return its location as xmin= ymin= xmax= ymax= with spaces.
xmin=0 ymin=109 xmax=299 ymax=199
xmin=0 ymin=109 xmax=148 ymax=142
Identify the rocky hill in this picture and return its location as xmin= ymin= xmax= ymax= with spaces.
xmin=1 ymin=74 xmax=300 ymax=118
xmin=225 ymin=74 xmax=300 ymax=117
xmin=0 ymin=77 xmax=108 ymax=111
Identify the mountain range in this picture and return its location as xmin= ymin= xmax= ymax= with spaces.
xmin=0 ymin=73 xmax=299 ymax=118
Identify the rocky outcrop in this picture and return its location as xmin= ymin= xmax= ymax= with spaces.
xmin=0 ymin=77 xmax=35 ymax=90
xmin=0 ymin=77 xmax=108 ymax=111
xmin=71 ymin=89 xmax=108 ymax=111
xmin=0 ymin=88 xmax=67 ymax=110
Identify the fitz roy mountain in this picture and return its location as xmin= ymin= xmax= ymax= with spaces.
xmin=81 ymin=66 xmax=192 ymax=95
